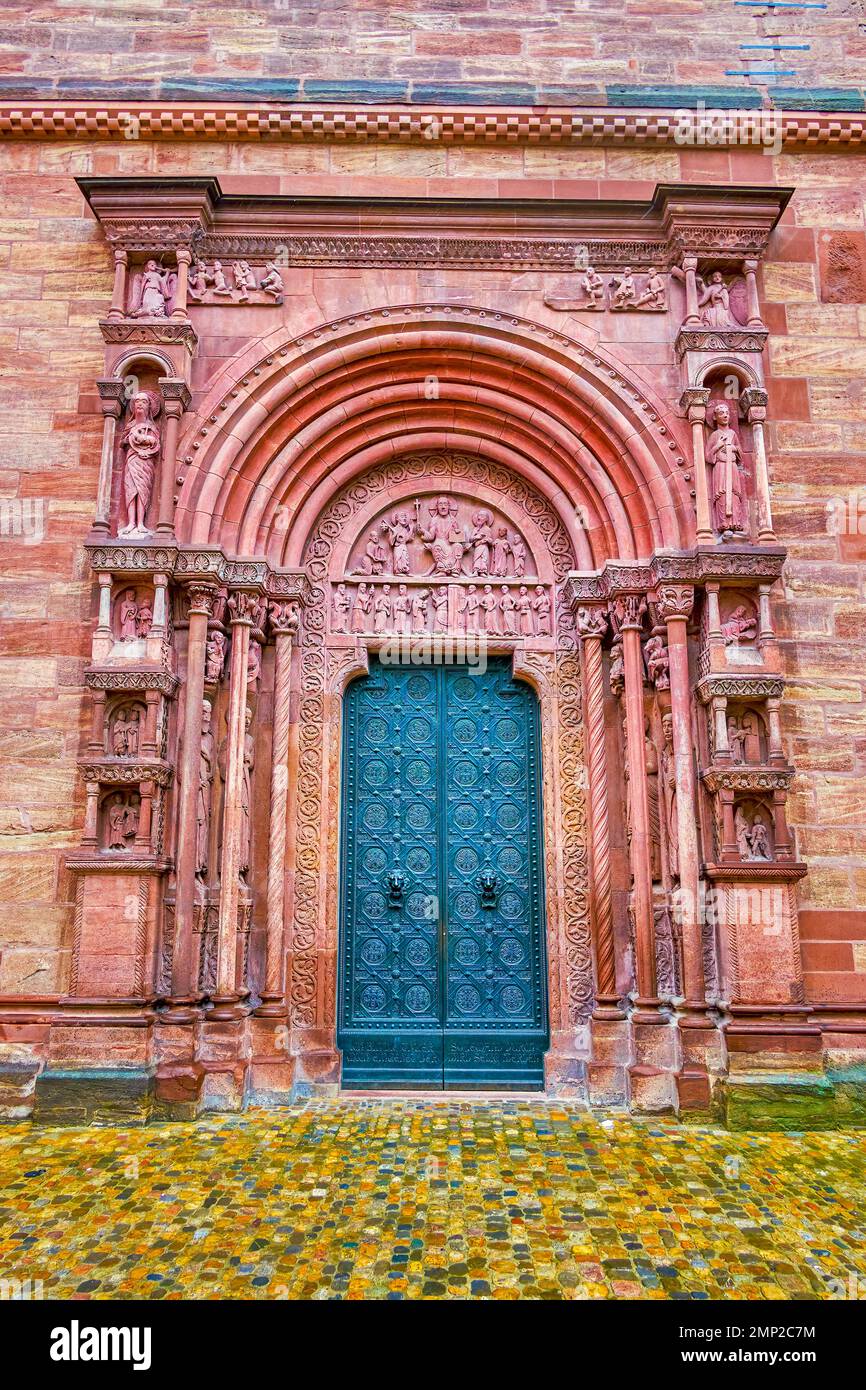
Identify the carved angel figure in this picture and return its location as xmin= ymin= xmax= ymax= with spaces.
xmin=706 ymin=401 xmax=748 ymax=535
xmin=130 ymin=259 xmax=176 ymax=318
xmin=418 ymin=496 xmax=465 ymax=576
xmin=696 ymin=270 xmax=738 ymax=328
xmin=119 ymin=391 xmax=161 ymax=537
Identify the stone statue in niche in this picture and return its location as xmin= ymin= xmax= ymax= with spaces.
xmin=470 ymin=509 xmax=495 ymax=575
xmin=130 ymin=260 xmax=176 ymax=318
xmin=196 ymin=699 xmax=215 ymax=879
xmin=417 ymin=496 xmax=466 ymax=576
xmin=735 ymin=805 xmax=773 ymax=861
xmin=696 ymin=270 xmax=739 ymax=329
xmin=118 ymin=588 xmax=140 ymax=641
xmin=643 ymin=633 xmax=670 ymax=689
xmin=459 ymin=584 xmax=481 ymax=632
xmin=432 ymin=585 xmax=449 ymax=632
xmin=491 ymin=526 xmax=511 ymax=576
xmin=118 ymin=391 xmax=161 ymax=537
xmin=352 ymin=582 xmax=373 ymax=632
xmin=480 ymin=584 xmax=498 ymax=632
xmin=246 ymin=638 xmax=262 ymax=690
xmin=532 ymin=585 xmax=551 ymax=636
xmin=110 ymin=705 xmax=142 ymax=757
xmin=332 ymin=582 xmax=352 ymax=633
xmin=727 ymin=708 xmax=763 ymax=764
xmin=105 ymin=793 xmax=139 ymax=850
xmin=354 ymin=527 xmax=388 ymax=576
xmin=706 ymin=402 xmax=748 ymax=537
xmin=136 ymin=599 xmax=153 ymax=636
xmin=660 ymin=712 xmax=679 ymax=879
xmin=385 ymin=510 xmax=416 ymax=575
xmin=373 ymin=584 xmax=392 ymax=633
xmin=205 ymin=631 xmax=227 ymax=684
xmin=411 ymin=588 xmax=430 ymax=633
xmin=500 ymin=585 xmax=517 ymax=635
xmin=720 ymin=603 xmax=758 ymax=645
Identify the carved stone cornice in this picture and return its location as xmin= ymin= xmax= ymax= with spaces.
xmin=65 ymin=852 xmax=172 ymax=876
xmin=77 ymin=178 xmax=791 ymax=273
xmin=99 ymin=319 xmax=198 ymax=350
xmin=676 ymin=326 xmax=768 ymax=358
xmin=694 ymin=545 xmax=786 ymax=585
xmin=85 ymin=540 xmax=178 ymax=573
xmin=704 ymin=861 xmax=807 ymax=884
xmin=78 ymin=758 xmax=174 ymax=788
xmin=696 ymin=674 xmax=785 ymax=703
xmin=85 ymin=668 xmax=180 ymax=696
xmin=702 ymin=766 xmax=792 ymax=794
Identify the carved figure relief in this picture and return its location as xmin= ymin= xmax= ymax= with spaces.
xmin=696 ymin=270 xmax=741 ymax=329
xmin=545 ymin=266 xmax=667 ymax=313
xmin=129 ymin=260 xmax=176 ymax=318
xmin=118 ymin=391 xmax=161 ymax=537
xmin=735 ymin=802 xmax=774 ymax=861
xmin=188 ymin=257 xmax=285 ymax=305
xmin=706 ymin=402 xmax=748 ymax=537
xmin=720 ymin=600 xmax=758 ymax=645
xmin=205 ymin=630 xmax=227 ymax=684
xmin=109 ymin=703 xmax=143 ymax=757
xmin=660 ymin=712 xmax=679 ymax=879
xmin=643 ymin=633 xmax=670 ymax=689
xmin=115 ymin=587 xmax=153 ymax=644
xmin=104 ymin=791 xmax=140 ymax=850
xmin=645 ymin=719 xmax=662 ymax=883
xmin=196 ymin=700 xmax=215 ymax=878
xmin=246 ymin=638 xmax=262 ymax=690
xmin=727 ymin=707 xmax=765 ymax=764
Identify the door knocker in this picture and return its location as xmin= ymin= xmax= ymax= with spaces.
xmin=477 ymin=871 xmax=499 ymax=909
xmin=385 ymin=870 xmax=406 ymax=909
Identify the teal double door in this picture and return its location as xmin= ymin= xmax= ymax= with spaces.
xmin=338 ymin=657 xmax=548 ymax=1089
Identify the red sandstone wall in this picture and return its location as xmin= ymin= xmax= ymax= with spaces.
xmin=0 ymin=1 xmax=863 ymax=95
xmin=0 ymin=135 xmax=864 ymax=1007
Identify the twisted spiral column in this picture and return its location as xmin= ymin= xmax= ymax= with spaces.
xmin=257 ymin=604 xmax=298 ymax=1016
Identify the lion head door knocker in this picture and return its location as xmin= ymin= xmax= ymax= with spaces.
xmin=385 ymin=870 xmax=407 ymax=909
xmin=477 ymin=871 xmax=499 ymax=910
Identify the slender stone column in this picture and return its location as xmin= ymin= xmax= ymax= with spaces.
xmin=108 ymin=248 xmax=128 ymax=321
xmin=95 ymin=380 xmax=126 ymax=533
xmin=742 ymin=387 xmax=775 ymax=542
xmin=256 ymin=601 xmax=300 ymax=1017
xmin=614 ymin=593 xmax=658 ymax=1013
xmin=210 ymin=591 xmax=257 ymax=1019
xmin=681 ymin=252 xmax=701 ymax=325
xmin=655 ymin=584 xmax=705 ymax=1013
xmin=171 ymin=247 xmax=192 ymax=321
xmin=157 ymin=379 xmax=191 ymax=535
xmin=680 ymin=387 xmax=713 ymax=545
xmin=711 ymin=695 xmax=730 ymax=762
xmin=576 ymin=603 xmax=622 ymax=1017
xmin=167 ymin=583 xmax=215 ymax=1019
xmin=743 ymin=258 xmax=763 ymax=328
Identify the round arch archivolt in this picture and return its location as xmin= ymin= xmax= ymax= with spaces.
xmin=174 ymin=304 xmax=695 ymax=568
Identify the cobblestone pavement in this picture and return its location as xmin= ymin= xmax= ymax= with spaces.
xmin=1 ymin=1100 xmax=864 ymax=1300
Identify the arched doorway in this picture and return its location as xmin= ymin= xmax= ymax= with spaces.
xmin=338 ymin=656 xmax=548 ymax=1089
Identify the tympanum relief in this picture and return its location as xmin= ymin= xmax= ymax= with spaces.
xmin=333 ymin=493 xmax=553 ymax=639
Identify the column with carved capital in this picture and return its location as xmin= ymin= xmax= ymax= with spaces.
xmin=681 ymin=253 xmax=701 ymax=326
xmin=166 ymin=583 xmax=215 ymax=1019
xmin=654 ymin=585 xmax=704 ymax=1012
xmin=108 ymin=247 xmax=128 ymax=321
xmin=95 ymin=380 xmax=126 ymax=533
xmin=171 ymin=247 xmax=192 ymax=321
xmin=210 ymin=591 xmax=256 ymax=1019
xmin=741 ymin=386 xmax=775 ymax=543
xmin=157 ymin=378 xmax=191 ymax=535
xmin=576 ymin=604 xmax=622 ymax=1017
xmin=680 ymin=387 xmax=714 ymax=545
xmin=256 ymin=601 xmax=299 ymax=1017
xmin=614 ymin=592 xmax=659 ymax=1016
